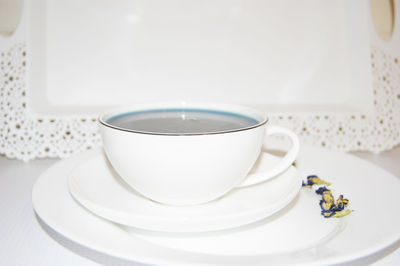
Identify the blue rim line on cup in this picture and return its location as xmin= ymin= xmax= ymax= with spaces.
xmin=99 ymin=108 xmax=268 ymax=136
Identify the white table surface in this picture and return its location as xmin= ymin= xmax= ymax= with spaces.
xmin=1 ymin=147 xmax=400 ymax=266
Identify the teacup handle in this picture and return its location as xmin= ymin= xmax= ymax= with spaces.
xmin=237 ymin=125 xmax=300 ymax=187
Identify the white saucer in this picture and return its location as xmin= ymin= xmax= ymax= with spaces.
xmin=32 ymin=145 xmax=400 ymax=265
xmin=68 ymin=149 xmax=302 ymax=232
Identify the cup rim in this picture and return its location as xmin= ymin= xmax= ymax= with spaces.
xmin=99 ymin=102 xmax=268 ymax=136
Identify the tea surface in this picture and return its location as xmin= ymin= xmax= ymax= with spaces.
xmin=107 ymin=109 xmax=259 ymax=134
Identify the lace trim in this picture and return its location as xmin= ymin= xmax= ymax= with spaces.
xmin=0 ymin=43 xmax=399 ymax=161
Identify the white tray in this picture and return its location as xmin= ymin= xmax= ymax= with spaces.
xmin=0 ymin=0 xmax=400 ymax=160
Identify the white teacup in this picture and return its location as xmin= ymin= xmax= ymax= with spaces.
xmin=99 ymin=102 xmax=299 ymax=206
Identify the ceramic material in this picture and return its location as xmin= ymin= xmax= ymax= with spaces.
xmin=32 ymin=145 xmax=400 ymax=265
xmin=99 ymin=102 xmax=299 ymax=205
xmin=68 ymin=149 xmax=302 ymax=232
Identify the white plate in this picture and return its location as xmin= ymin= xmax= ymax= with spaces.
xmin=68 ymin=149 xmax=302 ymax=233
xmin=32 ymin=145 xmax=400 ymax=265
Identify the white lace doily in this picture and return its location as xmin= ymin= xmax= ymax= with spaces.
xmin=1 ymin=0 xmax=400 ymax=163
xmin=1 ymin=42 xmax=399 ymax=161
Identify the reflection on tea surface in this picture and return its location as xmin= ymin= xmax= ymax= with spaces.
xmin=107 ymin=109 xmax=259 ymax=134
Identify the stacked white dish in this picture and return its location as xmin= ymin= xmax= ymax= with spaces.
xmin=67 ymin=149 xmax=302 ymax=233
xmin=32 ymin=144 xmax=400 ymax=265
